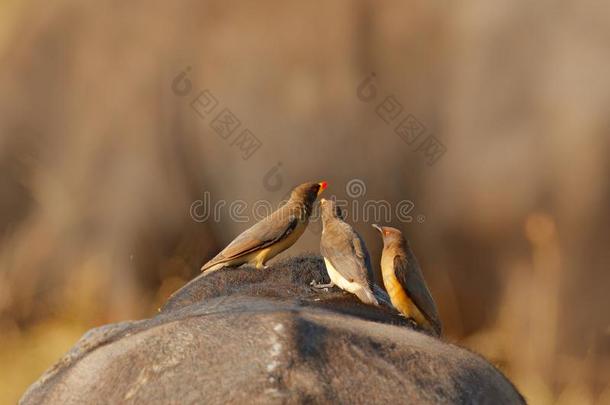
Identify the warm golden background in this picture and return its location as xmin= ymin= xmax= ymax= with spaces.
xmin=1 ymin=1 xmax=609 ymax=403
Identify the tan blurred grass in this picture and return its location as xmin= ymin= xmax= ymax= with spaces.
xmin=464 ymin=213 xmax=610 ymax=404
xmin=0 ymin=320 xmax=88 ymax=405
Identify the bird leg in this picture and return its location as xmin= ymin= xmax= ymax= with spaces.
xmin=254 ymin=255 xmax=268 ymax=270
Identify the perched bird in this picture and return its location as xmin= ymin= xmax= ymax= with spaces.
xmin=372 ymin=225 xmax=442 ymax=336
xmin=200 ymin=181 xmax=327 ymax=275
xmin=313 ymin=198 xmax=379 ymax=305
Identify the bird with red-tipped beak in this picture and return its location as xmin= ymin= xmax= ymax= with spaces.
xmin=372 ymin=224 xmax=442 ymax=336
xmin=200 ymin=181 xmax=327 ymax=275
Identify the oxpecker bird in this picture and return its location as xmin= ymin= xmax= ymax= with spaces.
xmin=373 ymin=224 xmax=442 ymax=336
xmin=314 ymin=198 xmax=379 ymax=305
xmin=200 ymin=181 xmax=327 ymax=275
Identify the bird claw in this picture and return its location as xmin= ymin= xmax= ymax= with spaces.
xmin=310 ymin=280 xmax=333 ymax=290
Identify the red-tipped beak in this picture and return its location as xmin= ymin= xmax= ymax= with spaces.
xmin=318 ymin=181 xmax=328 ymax=195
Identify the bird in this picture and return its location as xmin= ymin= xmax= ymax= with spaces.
xmin=200 ymin=181 xmax=327 ymax=275
xmin=372 ymin=224 xmax=442 ymax=336
xmin=313 ymin=198 xmax=380 ymax=305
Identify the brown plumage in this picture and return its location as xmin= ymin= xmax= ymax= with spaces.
xmin=200 ymin=181 xmax=327 ymax=275
xmin=373 ymin=224 xmax=442 ymax=336
xmin=314 ymin=199 xmax=379 ymax=305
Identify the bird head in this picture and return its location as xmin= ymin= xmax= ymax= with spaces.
xmin=320 ymin=197 xmax=345 ymax=220
xmin=320 ymin=197 xmax=343 ymax=222
xmin=290 ymin=181 xmax=327 ymax=206
xmin=372 ymin=224 xmax=404 ymax=246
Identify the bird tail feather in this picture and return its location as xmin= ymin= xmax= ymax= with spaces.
xmin=355 ymin=286 xmax=379 ymax=306
xmin=200 ymin=261 xmax=226 ymax=275
xmin=370 ymin=283 xmax=392 ymax=307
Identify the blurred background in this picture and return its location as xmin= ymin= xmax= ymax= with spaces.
xmin=1 ymin=0 xmax=609 ymax=403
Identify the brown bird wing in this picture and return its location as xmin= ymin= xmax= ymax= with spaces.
xmin=394 ymin=251 xmax=442 ymax=335
xmin=320 ymin=220 xmax=371 ymax=286
xmin=204 ymin=206 xmax=299 ymax=268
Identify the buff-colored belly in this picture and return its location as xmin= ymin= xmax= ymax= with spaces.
xmin=324 ymin=258 xmax=353 ymax=291
xmin=323 ymin=258 xmax=377 ymax=305
xmin=383 ymin=272 xmax=427 ymax=326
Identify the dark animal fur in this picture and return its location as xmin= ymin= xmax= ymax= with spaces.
xmin=20 ymin=255 xmax=525 ymax=404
